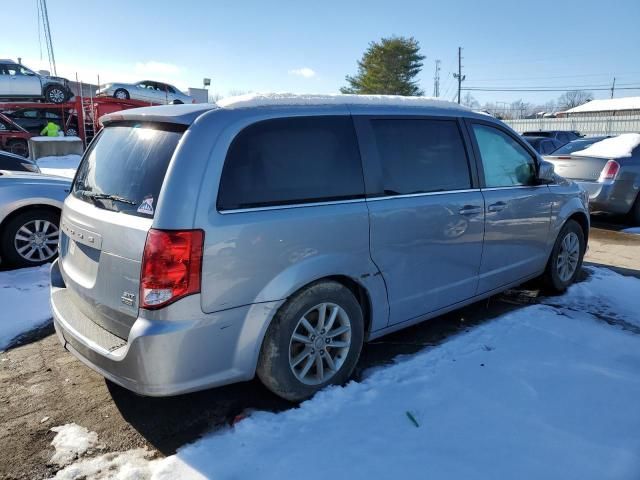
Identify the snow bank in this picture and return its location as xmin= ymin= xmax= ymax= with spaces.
xmin=0 ymin=265 xmax=51 ymax=351
xmin=30 ymin=136 xmax=82 ymax=142
xmin=573 ymin=133 xmax=640 ymax=158
xmin=50 ymin=449 xmax=154 ymax=480
xmin=52 ymin=267 xmax=640 ymax=480
xmin=37 ymin=154 xmax=81 ymax=179
xmin=49 ymin=424 xmax=99 ymax=467
xmin=217 ymin=92 xmax=470 ymax=111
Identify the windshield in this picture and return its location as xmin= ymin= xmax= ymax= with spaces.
xmin=72 ymin=123 xmax=183 ymax=217
xmin=550 ymin=137 xmax=607 ymax=155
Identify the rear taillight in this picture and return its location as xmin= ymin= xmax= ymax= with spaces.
xmin=598 ymin=160 xmax=620 ymax=182
xmin=140 ymin=229 xmax=204 ymax=309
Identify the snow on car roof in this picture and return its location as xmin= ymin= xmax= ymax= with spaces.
xmin=573 ymin=133 xmax=640 ymax=158
xmin=217 ymin=92 xmax=470 ymax=111
xmin=564 ymin=96 xmax=640 ymax=114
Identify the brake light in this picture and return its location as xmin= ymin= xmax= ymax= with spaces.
xmin=140 ymin=229 xmax=204 ymax=309
xmin=598 ymin=160 xmax=620 ymax=182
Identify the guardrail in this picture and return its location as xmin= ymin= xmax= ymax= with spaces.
xmin=504 ymin=115 xmax=640 ymax=136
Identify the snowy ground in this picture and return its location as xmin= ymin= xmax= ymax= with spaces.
xmin=623 ymin=227 xmax=640 ymax=235
xmin=37 ymin=154 xmax=81 ymax=179
xmin=0 ymin=265 xmax=51 ymax=351
xmin=47 ymin=267 xmax=640 ymax=480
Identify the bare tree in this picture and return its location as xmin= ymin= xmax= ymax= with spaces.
xmin=557 ymin=90 xmax=594 ymax=110
xmin=461 ymin=92 xmax=480 ymax=109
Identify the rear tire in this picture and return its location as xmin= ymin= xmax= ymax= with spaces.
xmin=0 ymin=209 xmax=60 ymax=268
xmin=257 ymin=281 xmax=364 ymax=402
xmin=543 ymin=219 xmax=585 ymax=293
xmin=7 ymin=139 xmax=28 ymax=157
xmin=113 ymin=89 xmax=130 ymax=100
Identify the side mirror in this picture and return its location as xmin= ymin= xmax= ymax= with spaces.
xmin=537 ymin=160 xmax=555 ymax=183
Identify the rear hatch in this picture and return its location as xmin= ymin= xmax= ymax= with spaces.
xmin=58 ymin=122 xmax=184 ymax=339
xmin=544 ymin=155 xmax=610 ymax=182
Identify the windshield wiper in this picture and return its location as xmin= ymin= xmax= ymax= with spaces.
xmin=78 ymin=191 xmax=137 ymax=205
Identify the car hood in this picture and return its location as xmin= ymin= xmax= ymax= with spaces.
xmin=0 ymin=170 xmax=72 ymax=187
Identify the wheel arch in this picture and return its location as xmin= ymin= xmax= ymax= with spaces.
xmin=567 ymin=210 xmax=590 ymax=244
xmin=0 ymin=203 xmax=61 ymax=237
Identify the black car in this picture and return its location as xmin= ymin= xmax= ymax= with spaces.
xmin=0 ymin=150 xmax=40 ymax=172
xmin=523 ymin=130 xmax=581 ymax=146
xmin=5 ymin=108 xmax=79 ymax=136
xmin=523 ymin=136 xmax=564 ymax=155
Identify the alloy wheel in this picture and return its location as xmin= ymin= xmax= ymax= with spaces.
xmin=556 ymin=231 xmax=580 ymax=282
xmin=48 ymin=88 xmax=65 ymax=103
xmin=289 ymin=302 xmax=352 ymax=385
xmin=14 ymin=219 xmax=59 ymax=262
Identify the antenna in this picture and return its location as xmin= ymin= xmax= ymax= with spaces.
xmin=433 ymin=60 xmax=441 ymax=97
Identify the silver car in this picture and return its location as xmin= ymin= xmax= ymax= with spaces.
xmin=546 ymin=135 xmax=640 ymax=224
xmin=50 ymin=95 xmax=589 ymax=401
xmin=0 ymin=171 xmax=69 ymax=267
xmin=0 ymin=59 xmax=72 ymax=104
xmin=96 ymin=80 xmax=194 ymax=105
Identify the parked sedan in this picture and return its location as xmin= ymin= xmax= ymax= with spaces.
xmin=0 ymin=170 xmax=69 ymax=267
xmin=545 ymin=134 xmax=640 ymax=224
xmin=96 ymin=80 xmax=194 ymax=104
xmin=524 ymin=136 xmax=563 ymax=155
xmin=0 ymin=150 xmax=40 ymax=173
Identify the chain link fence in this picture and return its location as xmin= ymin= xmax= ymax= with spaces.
xmin=504 ymin=115 xmax=640 ymax=136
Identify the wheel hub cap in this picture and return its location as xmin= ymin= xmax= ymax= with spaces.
xmin=556 ymin=231 xmax=580 ymax=282
xmin=288 ymin=302 xmax=352 ymax=386
xmin=14 ymin=219 xmax=59 ymax=262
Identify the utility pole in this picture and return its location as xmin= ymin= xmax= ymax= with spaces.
xmin=453 ymin=47 xmax=465 ymax=104
xmin=433 ymin=60 xmax=441 ymax=97
xmin=611 ymin=77 xmax=616 ymax=99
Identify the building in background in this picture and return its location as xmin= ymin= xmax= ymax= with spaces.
xmin=559 ymin=97 xmax=640 ymax=118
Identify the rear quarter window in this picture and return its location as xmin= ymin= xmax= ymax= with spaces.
xmin=217 ymin=116 xmax=365 ymax=210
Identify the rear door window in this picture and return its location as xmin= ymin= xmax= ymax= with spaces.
xmin=368 ymin=118 xmax=472 ymax=195
xmin=472 ymin=124 xmax=536 ymax=187
xmin=217 ymin=116 xmax=364 ymax=210
xmin=72 ymin=123 xmax=184 ymax=217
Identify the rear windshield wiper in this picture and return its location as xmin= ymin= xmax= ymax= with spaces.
xmin=77 ymin=191 xmax=137 ymax=205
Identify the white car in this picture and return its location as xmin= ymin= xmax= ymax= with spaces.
xmin=0 ymin=59 xmax=72 ymax=104
xmin=96 ymin=80 xmax=194 ymax=104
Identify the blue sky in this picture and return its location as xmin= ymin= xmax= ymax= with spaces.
xmin=2 ymin=0 xmax=640 ymax=106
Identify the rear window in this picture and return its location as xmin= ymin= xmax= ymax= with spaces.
xmin=523 ymin=131 xmax=551 ymax=138
xmin=551 ymin=138 xmax=605 ymax=155
xmin=217 ymin=116 xmax=364 ymax=210
xmin=72 ymin=123 xmax=183 ymax=217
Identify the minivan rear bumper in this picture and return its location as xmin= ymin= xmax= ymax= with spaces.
xmin=50 ymin=259 xmax=283 ymax=396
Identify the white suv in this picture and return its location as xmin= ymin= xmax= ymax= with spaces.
xmin=0 ymin=60 xmax=72 ymax=104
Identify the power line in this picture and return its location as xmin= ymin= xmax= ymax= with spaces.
xmin=463 ymin=86 xmax=640 ymax=92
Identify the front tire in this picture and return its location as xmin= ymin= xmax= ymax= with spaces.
xmin=44 ymin=85 xmax=68 ymax=104
xmin=113 ymin=89 xmax=130 ymax=100
xmin=0 ymin=209 xmax=60 ymax=268
xmin=257 ymin=281 xmax=364 ymax=401
xmin=543 ymin=219 xmax=585 ymax=293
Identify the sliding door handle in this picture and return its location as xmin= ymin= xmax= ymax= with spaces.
xmin=487 ymin=201 xmax=507 ymax=212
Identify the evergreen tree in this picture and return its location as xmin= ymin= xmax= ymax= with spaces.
xmin=341 ymin=36 xmax=425 ymax=96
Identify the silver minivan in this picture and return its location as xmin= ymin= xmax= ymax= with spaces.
xmin=50 ymin=95 xmax=589 ymax=401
